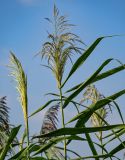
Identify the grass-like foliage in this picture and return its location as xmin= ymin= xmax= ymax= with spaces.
xmin=0 ymin=97 xmax=10 ymax=151
xmin=40 ymin=5 xmax=84 ymax=88
xmin=0 ymin=5 xmax=125 ymax=160
xmin=8 ymin=52 xmax=30 ymax=159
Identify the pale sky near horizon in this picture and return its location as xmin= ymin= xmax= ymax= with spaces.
xmin=0 ymin=0 xmax=125 ymax=158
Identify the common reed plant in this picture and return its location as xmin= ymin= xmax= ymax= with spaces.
xmin=0 ymin=5 xmax=125 ymax=160
xmin=8 ymin=53 xmax=29 ymax=159
xmin=40 ymin=5 xmax=84 ymax=159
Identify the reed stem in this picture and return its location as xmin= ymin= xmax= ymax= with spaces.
xmin=59 ymin=86 xmax=67 ymax=160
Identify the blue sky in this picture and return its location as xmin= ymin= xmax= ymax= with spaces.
xmin=0 ymin=0 xmax=125 ymax=157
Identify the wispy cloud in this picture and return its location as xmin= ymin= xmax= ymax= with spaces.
xmin=18 ymin=0 xmax=40 ymax=6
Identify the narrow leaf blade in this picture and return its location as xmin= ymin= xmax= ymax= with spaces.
xmin=63 ymin=59 xmax=113 ymax=108
xmin=0 ymin=125 xmax=21 ymax=160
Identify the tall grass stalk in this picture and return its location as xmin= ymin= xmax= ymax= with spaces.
xmin=9 ymin=53 xmax=30 ymax=159
xmin=59 ymin=86 xmax=67 ymax=159
xmin=81 ymin=85 xmax=111 ymax=158
xmin=40 ymin=5 xmax=83 ymax=159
